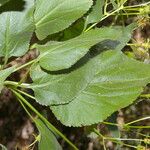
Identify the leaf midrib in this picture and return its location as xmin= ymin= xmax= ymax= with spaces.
xmin=35 ymin=0 xmax=68 ymax=26
xmin=38 ymin=31 xmax=122 ymax=61
xmin=4 ymin=14 xmax=10 ymax=62
xmin=35 ymin=3 xmax=90 ymax=29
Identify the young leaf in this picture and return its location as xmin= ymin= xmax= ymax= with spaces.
xmin=37 ymin=26 xmax=133 ymax=71
xmin=85 ymin=0 xmax=105 ymax=25
xmin=35 ymin=118 xmax=62 ymax=150
xmin=0 ymin=67 xmax=14 ymax=92
xmin=50 ymin=50 xmax=150 ymax=126
xmin=34 ymin=0 xmax=93 ymax=40
xmin=0 ymin=0 xmax=35 ymax=61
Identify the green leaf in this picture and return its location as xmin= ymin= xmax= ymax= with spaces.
xmin=85 ymin=0 xmax=105 ymax=25
xmin=0 ymin=67 xmax=14 ymax=92
xmin=60 ymin=19 xmax=85 ymax=41
xmin=0 ymin=144 xmax=7 ymax=150
xmin=35 ymin=118 xmax=62 ymax=150
xmin=85 ymin=125 xmax=98 ymax=139
xmin=50 ymin=50 xmax=150 ymax=126
xmin=34 ymin=0 xmax=93 ymax=40
xmin=110 ymin=0 xmax=118 ymax=9
xmin=107 ymin=113 xmax=120 ymax=138
xmin=30 ymin=63 xmax=68 ymax=105
xmin=30 ymin=25 xmax=135 ymax=106
xmin=37 ymin=26 xmax=132 ymax=71
xmin=0 ymin=0 xmax=9 ymax=6
xmin=0 ymin=0 xmax=35 ymax=62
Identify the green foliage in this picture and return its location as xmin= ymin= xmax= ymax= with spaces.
xmin=0 ymin=0 xmax=34 ymax=65
xmin=50 ymin=50 xmax=150 ymax=126
xmin=36 ymin=26 xmax=130 ymax=71
xmin=85 ymin=0 xmax=104 ymax=25
xmin=0 ymin=67 xmax=14 ymax=92
xmin=0 ymin=144 xmax=7 ymax=150
xmin=0 ymin=0 xmax=9 ymax=6
xmin=61 ymin=19 xmax=85 ymax=41
xmin=35 ymin=118 xmax=62 ymax=150
xmin=34 ymin=0 xmax=93 ymax=40
xmin=0 ymin=0 xmax=150 ymax=149
xmin=31 ymin=25 xmax=135 ymax=106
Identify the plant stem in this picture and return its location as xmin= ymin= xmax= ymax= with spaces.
xmin=125 ymin=116 xmax=150 ymax=126
xmin=12 ymin=89 xmax=78 ymax=150
xmin=94 ymin=128 xmax=138 ymax=149
xmin=138 ymin=133 xmax=150 ymax=138
xmin=102 ymin=121 xmax=119 ymax=127
xmin=4 ymin=81 xmax=30 ymax=88
xmin=93 ymin=128 xmax=104 ymax=138
xmin=127 ymin=125 xmax=150 ymax=129
xmin=104 ymin=0 xmax=108 ymax=15
xmin=17 ymin=97 xmax=35 ymax=120
xmin=110 ymin=139 xmax=137 ymax=149
xmin=123 ymin=2 xmax=150 ymax=9
xmin=84 ymin=5 xmax=124 ymax=32
xmin=94 ymin=129 xmax=143 ymax=141
xmin=140 ymin=94 xmax=150 ymax=98
xmin=127 ymin=43 xmax=150 ymax=48
xmin=17 ymin=97 xmax=40 ymax=149
xmin=93 ymin=129 xmax=106 ymax=150
xmin=84 ymin=1 xmax=150 ymax=33
xmin=16 ymin=89 xmax=36 ymax=100
xmin=102 ymin=121 xmax=150 ymax=129
xmin=106 ymin=137 xmax=143 ymax=142
xmin=14 ymin=59 xmax=36 ymax=72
